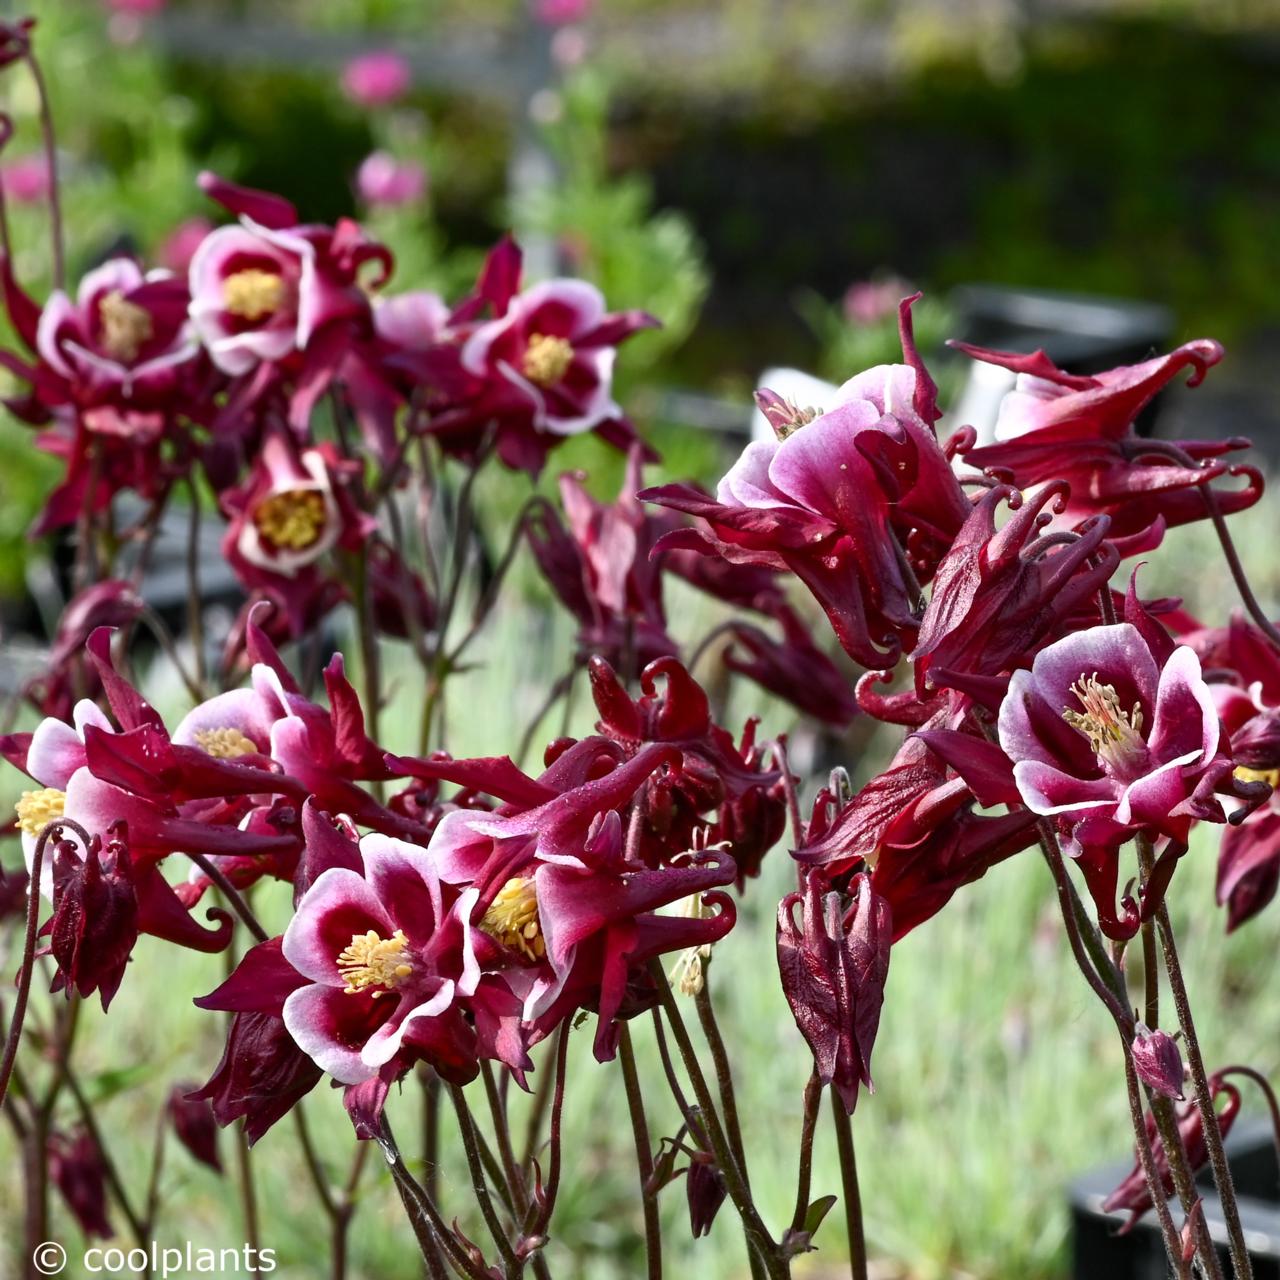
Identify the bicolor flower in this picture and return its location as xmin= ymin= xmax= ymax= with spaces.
xmin=643 ymin=298 xmax=969 ymax=668
xmin=957 ymin=340 xmax=1260 ymax=552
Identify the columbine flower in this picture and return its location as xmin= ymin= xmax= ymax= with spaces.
xmin=188 ymin=172 xmax=391 ymax=396
xmin=796 ymin=720 xmax=1036 ymax=938
xmin=42 ymin=827 xmax=138 ymax=1010
xmin=419 ymin=740 xmax=738 ymax=1058
xmin=33 ymin=257 xmax=200 ymax=436
xmin=911 ymin=484 xmax=1117 ymax=699
xmin=999 ymin=622 xmax=1233 ymax=852
xmin=279 ymin=833 xmax=480 ymax=1086
xmin=48 ymin=1130 xmax=113 ymax=1240
xmin=1131 ymin=1026 xmax=1185 ymax=1101
xmin=586 ymin=655 xmax=786 ymax=882
xmin=219 ymin=429 xmax=375 ymax=634
xmin=1103 ymin=1072 xmax=1241 ymax=1233
xmin=461 ymin=277 xmax=654 ymax=440
xmin=777 ymin=872 xmax=891 ymax=1114
xmin=526 ymin=445 xmax=679 ymax=669
xmin=956 ymin=339 xmax=1260 ymax=553
xmin=643 ymin=297 xmax=969 ymax=668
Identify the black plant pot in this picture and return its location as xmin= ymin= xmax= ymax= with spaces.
xmin=1071 ymin=1124 xmax=1280 ymax=1278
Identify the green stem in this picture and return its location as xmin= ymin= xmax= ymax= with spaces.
xmin=618 ymin=1025 xmax=662 ymax=1280
xmin=830 ymin=1098 xmax=867 ymax=1280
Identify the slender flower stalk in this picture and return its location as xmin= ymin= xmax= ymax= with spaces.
xmin=830 ymin=1097 xmax=867 ymax=1280
xmin=618 ymin=1024 xmax=662 ymax=1280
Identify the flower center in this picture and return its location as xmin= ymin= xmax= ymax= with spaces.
xmin=336 ymin=928 xmax=413 ymax=996
xmin=222 ymin=269 xmax=286 ymax=322
xmin=1062 ymin=673 xmax=1146 ymax=771
xmin=194 ymin=726 xmax=260 ymax=759
xmin=1235 ymin=765 xmax=1280 ymax=788
xmin=479 ymin=876 xmax=545 ymax=962
xmin=668 ymin=892 xmax=715 ymax=996
xmin=771 ymin=401 xmax=821 ymax=440
xmin=15 ymin=787 xmax=66 ymax=839
xmin=98 ymin=290 xmax=153 ymax=363
xmin=253 ymin=489 xmax=328 ymax=551
xmin=520 ymin=333 xmax=574 ymax=388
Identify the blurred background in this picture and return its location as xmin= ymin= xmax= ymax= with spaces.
xmin=1 ymin=2 xmax=1279 ymax=1278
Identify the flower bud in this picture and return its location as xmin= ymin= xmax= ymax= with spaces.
xmin=167 ymin=1083 xmax=222 ymax=1173
xmin=1131 ymin=1026 xmax=1185 ymax=1100
xmin=48 ymin=1130 xmax=113 ymax=1239
xmin=687 ymin=1154 xmax=728 ymax=1238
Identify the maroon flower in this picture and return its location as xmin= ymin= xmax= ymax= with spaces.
xmin=911 ymin=483 xmax=1118 ymax=698
xmin=721 ymin=604 xmax=858 ymax=729
xmin=956 ymin=339 xmax=1260 ymax=552
xmin=796 ymin=723 xmax=1036 ymax=938
xmin=48 ymin=1129 xmax=113 ymax=1240
xmin=188 ymin=1010 xmax=323 ymax=1146
xmin=41 ymin=826 xmax=138 ymax=1010
xmin=419 ymin=237 xmax=657 ymax=474
xmin=420 ymin=739 xmax=738 ymax=1059
xmin=526 ymin=445 xmax=678 ymax=669
xmin=1216 ymin=805 xmax=1280 ymax=931
xmin=219 ymin=427 xmax=376 ymax=636
xmin=167 ymin=1083 xmax=223 ymax=1173
xmin=587 ymin=655 xmax=786 ymax=883
xmin=1000 ymin=623 xmax=1241 ymax=854
xmin=1103 ymin=1073 xmax=1241 ymax=1233
xmin=777 ymin=871 xmax=891 ymax=1114
xmin=643 ymin=299 xmax=968 ymax=668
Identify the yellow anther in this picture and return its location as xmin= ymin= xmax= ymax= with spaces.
xmin=1235 ymin=765 xmax=1280 ymax=789
xmin=15 ymin=787 xmax=66 ymax=839
xmin=336 ymin=929 xmax=413 ymax=996
xmin=253 ymin=489 xmax=328 ymax=551
xmin=479 ymin=877 xmax=545 ymax=962
xmin=194 ymin=727 xmax=260 ymax=759
xmin=520 ymin=333 xmax=574 ymax=388
xmin=98 ymin=290 xmax=153 ymax=363
xmin=222 ymin=269 xmax=286 ymax=322
xmin=1062 ymin=673 xmax=1146 ymax=768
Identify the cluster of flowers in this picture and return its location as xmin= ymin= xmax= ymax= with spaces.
xmin=2 ymin=21 xmax=1278 ymax=1259
xmin=3 ymin=609 xmax=784 ymax=1141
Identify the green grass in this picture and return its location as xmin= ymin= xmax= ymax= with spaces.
xmin=3 ymin=500 xmax=1280 ymax=1280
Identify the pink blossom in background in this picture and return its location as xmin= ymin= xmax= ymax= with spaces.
xmin=157 ymin=217 xmax=213 ymax=275
xmin=550 ymin=26 xmax=590 ymax=67
xmin=105 ymin=0 xmax=166 ymax=12
xmin=0 ymin=153 xmax=50 ymax=204
xmin=355 ymin=152 xmax=427 ymax=208
xmin=843 ymin=278 xmax=908 ymax=327
xmin=533 ymin=0 xmax=594 ymax=25
xmin=340 ymin=50 xmax=411 ymax=108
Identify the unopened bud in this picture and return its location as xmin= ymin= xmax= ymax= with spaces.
xmin=1132 ymin=1025 xmax=1185 ymax=1100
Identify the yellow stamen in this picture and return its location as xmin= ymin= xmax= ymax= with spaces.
xmin=771 ymin=401 xmax=821 ymax=441
xmin=1235 ymin=765 xmax=1280 ymax=788
xmin=667 ymin=892 xmax=715 ymax=997
xmin=520 ymin=333 xmax=574 ymax=388
xmin=1062 ymin=673 xmax=1146 ymax=768
xmin=98 ymin=290 xmax=153 ymax=363
xmin=15 ymin=787 xmax=66 ymax=839
xmin=194 ymin=727 xmax=260 ymax=759
xmin=222 ymin=269 xmax=286 ymax=322
xmin=253 ymin=489 xmax=328 ymax=551
xmin=336 ymin=929 xmax=413 ymax=997
xmin=479 ymin=877 xmax=545 ymax=962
